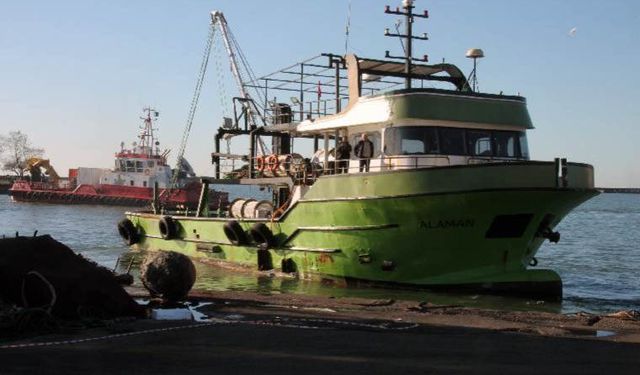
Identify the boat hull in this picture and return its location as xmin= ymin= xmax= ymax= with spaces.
xmin=10 ymin=181 xmax=228 ymax=209
xmin=125 ymin=162 xmax=597 ymax=298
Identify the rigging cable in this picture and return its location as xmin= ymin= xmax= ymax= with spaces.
xmin=227 ymin=28 xmax=267 ymax=120
xmin=226 ymin=27 xmax=270 ymax=155
xmin=213 ymin=32 xmax=231 ymax=119
xmin=169 ymin=22 xmax=216 ymax=191
xmin=395 ymin=19 xmax=406 ymax=54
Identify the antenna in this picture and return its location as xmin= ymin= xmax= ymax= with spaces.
xmin=465 ymin=48 xmax=484 ymax=92
xmin=344 ymin=0 xmax=352 ymax=54
xmin=384 ymin=0 xmax=429 ymax=89
xmin=140 ymin=106 xmax=159 ymax=157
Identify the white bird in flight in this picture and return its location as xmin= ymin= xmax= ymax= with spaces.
xmin=569 ymin=27 xmax=577 ymax=37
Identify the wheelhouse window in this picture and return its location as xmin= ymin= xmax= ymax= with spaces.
xmin=466 ymin=130 xmax=492 ymax=156
xmin=383 ymin=126 xmax=529 ymax=159
xmin=494 ymin=131 xmax=519 ymax=158
xmin=385 ymin=127 xmax=438 ymax=155
xmin=439 ymin=128 xmax=466 ymax=155
xmin=519 ymin=133 xmax=529 ymax=159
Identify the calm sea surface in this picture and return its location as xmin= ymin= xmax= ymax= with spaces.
xmin=1 ymin=192 xmax=638 ymax=314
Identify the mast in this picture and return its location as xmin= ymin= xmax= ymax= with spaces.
xmin=139 ymin=107 xmax=159 ymax=157
xmin=384 ymin=0 xmax=429 ymax=89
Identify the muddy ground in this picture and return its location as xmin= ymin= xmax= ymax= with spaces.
xmin=1 ymin=286 xmax=639 ymax=374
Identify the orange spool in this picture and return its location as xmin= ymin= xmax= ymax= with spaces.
xmin=266 ymin=154 xmax=279 ymax=176
xmin=256 ymin=155 xmax=266 ymax=173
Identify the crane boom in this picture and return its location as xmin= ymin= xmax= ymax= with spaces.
xmin=210 ymin=11 xmax=261 ymax=128
xmin=25 ymin=157 xmax=60 ymax=184
xmin=167 ymin=10 xmax=267 ymax=194
xmin=212 ymin=12 xmax=249 ymax=110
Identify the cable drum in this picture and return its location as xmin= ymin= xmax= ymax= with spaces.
xmin=228 ymin=198 xmax=274 ymax=218
xmin=278 ymin=153 xmax=304 ymax=176
xmin=245 ymin=200 xmax=274 ymax=219
xmin=241 ymin=199 xmax=258 ymax=218
xmin=228 ymin=198 xmax=247 ymax=218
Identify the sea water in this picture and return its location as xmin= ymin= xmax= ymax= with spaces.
xmin=1 ymin=191 xmax=638 ymax=313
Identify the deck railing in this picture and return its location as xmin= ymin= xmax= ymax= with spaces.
xmin=216 ymin=154 xmax=523 ymax=185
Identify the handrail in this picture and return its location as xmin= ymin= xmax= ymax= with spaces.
xmin=467 ymin=156 xmax=520 ymax=164
xmin=217 ymin=154 xmax=525 ymax=186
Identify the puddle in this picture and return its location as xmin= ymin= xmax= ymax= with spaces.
xmin=565 ymin=327 xmax=617 ymax=338
xmin=596 ymin=330 xmax=616 ymax=337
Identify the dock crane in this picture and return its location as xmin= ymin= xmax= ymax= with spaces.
xmin=24 ymin=158 xmax=60 ymax=185
xmin=168 ymin=10 xmax=267 ymax=191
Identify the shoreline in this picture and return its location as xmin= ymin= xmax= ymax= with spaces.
xmin=2 ymin=286 xmax=638 ymax=374
xmin=165 ymin=287 xmax=640 ymax=343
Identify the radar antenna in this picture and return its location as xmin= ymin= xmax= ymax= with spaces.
xmin=465 ymin=48 xmax=485 ymax=92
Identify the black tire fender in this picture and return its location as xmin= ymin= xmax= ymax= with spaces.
xmin=159 ymin=216 xmax=178 ymax=240
xmin=223 ymin=220 xmax=248 ymax=246
xmin=249 ymin=222 xmax=276 ymax=248
xmin=117 ymin=218 xmax=139 ymax=245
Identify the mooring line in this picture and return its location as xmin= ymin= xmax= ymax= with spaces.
xmin=0 ymin=317 xmax=418 ymax=350
xmin=0 ymin=322 xmax=216 ymax=350
xmin=285 ymin=318 xmax=419 ymax=331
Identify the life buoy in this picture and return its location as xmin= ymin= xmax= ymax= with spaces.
xmin=256 ymin=155 xmax=266 ymax=174
xmin=266 ymin=154 xmax=279 ymax=176
xmin=144 ymin=169 xmax=151 ymax=176
xmin=223 ymin=220 xmax=248 ymax=246
xmin=117 ymin=218 xmax=139 ymax=245
xmin=159 ymin=216 xmax=178 ymax=240
xmin=249 ymin=222 xmax=276 ymax=248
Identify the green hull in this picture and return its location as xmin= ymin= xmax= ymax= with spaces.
xmin=125 ymin=162 xmax=597 ymax=297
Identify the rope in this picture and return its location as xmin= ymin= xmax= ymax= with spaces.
xmin=21 ymin=271 xmax=57 ymax=314
xmin=213 ymin=33 xmax=231 ymax=119
xmin=0 ymin=316 xmax=418 ymax=350
xmin=0 ymin=323 xmax=213 ymax=350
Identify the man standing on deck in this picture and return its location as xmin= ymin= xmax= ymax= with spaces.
xmin=354 ymin=133 xmax=374 ymax=172
xmin=335 ymin=136 xmax=352 ymax=174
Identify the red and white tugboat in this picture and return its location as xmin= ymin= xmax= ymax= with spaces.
xmin=9 ymin=108 xmax=228 ymax=209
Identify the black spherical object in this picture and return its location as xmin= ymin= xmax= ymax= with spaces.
xmin=140 ymin=251 xmax=196 ymax=301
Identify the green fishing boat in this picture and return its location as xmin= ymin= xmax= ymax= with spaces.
xmin=120 ymin=6 xmax=597 ymax=298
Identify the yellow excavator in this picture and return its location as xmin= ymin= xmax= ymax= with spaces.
xmin=24 ymin=157 xmax=60 ymax=184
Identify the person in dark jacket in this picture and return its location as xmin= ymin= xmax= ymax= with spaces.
xmin=335 ymin=136 xmax=352 ymax=174
xmin=354 ymin=133 xmax=374 ymax=172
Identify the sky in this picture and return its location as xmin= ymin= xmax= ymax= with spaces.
xmin=0 ymin=0 xmax=639 ymax=187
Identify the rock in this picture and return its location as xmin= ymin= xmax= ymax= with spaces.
xmin=0 ymin=235 xmax=145 ymax=319
xmin=140 ymin=251 xmax=196 ymax=301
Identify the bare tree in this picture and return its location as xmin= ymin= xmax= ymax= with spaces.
xmin=0 ymin=131 xmax=44 ymax=178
